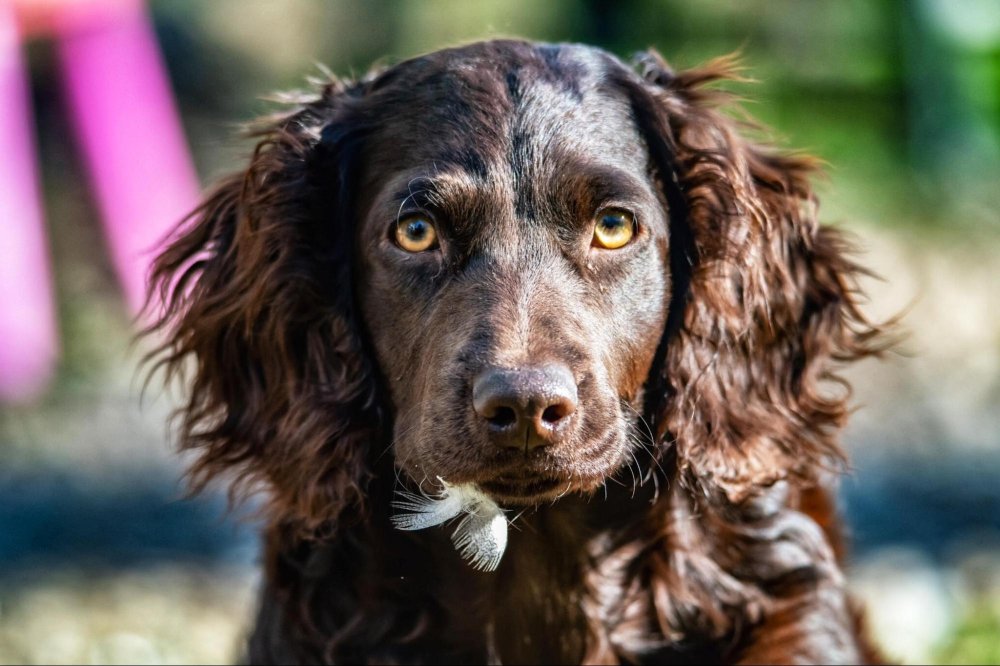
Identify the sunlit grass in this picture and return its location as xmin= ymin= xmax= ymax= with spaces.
xmin=0 ymin=567 xmax=256 ymax=666
xmin=936 ymin=605 xmax=1000 ymax=665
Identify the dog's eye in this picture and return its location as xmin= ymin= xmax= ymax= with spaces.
xmin=592 ymin=208 xmax=635 ymax=249
xmin=395 ymin=215 xmax=439 ymax=253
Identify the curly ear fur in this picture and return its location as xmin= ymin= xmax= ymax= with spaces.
xmin=632 ymin=51 xmax=887 ymax=503
xmin=145 ymin=76 xmax=381 ymax=536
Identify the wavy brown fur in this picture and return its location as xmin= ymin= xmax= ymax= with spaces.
xmin=146 ymin=41 xmax=887 ymax=664
xmin=634 ymin=52 xmax=887 ymax=501
xmin=147 ymin=77 xmax=382 ymax=535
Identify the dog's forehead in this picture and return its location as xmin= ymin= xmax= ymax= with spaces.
xmin=359 ymin=41 xmax=651 ymax=223
xmin=372 ymin=40 xmax=614 ymax=108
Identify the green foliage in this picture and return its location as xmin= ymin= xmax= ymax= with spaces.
xmin=936 ymin=604 xmax=1000 ymax=665
xmin=152 ymin=0 xmax=1000 ymax=230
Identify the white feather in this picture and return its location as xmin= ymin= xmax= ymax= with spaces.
xmin=451 ymin=506 xmax=508 ymax=572
xmin=391 ymin=478 xmax=508 ymax=572
xmin=389 ymin=488 xmax=465 ymax=530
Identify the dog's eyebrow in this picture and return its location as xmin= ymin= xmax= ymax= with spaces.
xmin=386 ymin=170 xmax=482 ymax=214
xmin=389 ymin=178 xmax=446 ymax=212
xmin=579 ymin=166 xmax=649 ymax=203
xmin=556 ymin=163 xmax=652 ymax=213
xmin=438 ymin=148 xmax=490 ymax=182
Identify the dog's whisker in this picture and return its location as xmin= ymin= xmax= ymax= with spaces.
xmin=375 ymin=420 xmax=422 ymax=464
xmin=624 ymin=448 xmax=639 ymax=498
xmin=620 ymin=402 xmax=668 ymax=486
xmin=605 ymin=474 xmax=627 ymax=488
xmin=506 ymin=507 xmax=531 ymax=532
xmin=628 ymin=431 xmax=661 ymax=485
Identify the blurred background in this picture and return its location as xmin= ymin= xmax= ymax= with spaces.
xmin=1 ymin=0 xmax=998 ymax=663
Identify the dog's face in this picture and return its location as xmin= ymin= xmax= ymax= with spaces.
xmin=354 ymin=43 xmax=671 ymax=504
xmin=151 ymin=38 xmax=877 ymax=531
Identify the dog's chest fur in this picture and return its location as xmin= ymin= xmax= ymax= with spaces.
xmin=254 ymin=479 xmax=736 ymax=665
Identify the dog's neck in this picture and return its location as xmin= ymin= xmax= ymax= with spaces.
xmin=258 ymin=472 xmax=665 ymax=663
xmin=477 ymin=482 xmax=663 ymax=663
xmin=389 ymin=479 xmax=662 ymax=664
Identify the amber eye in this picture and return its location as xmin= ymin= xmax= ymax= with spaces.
xmin=592 ymin=208 xmax=636 ymax=249
xmin=394 ymin=214 xmax=439 ymax=252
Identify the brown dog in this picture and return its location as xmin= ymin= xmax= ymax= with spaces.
xmin=149 ymin=40 xmax=886 ymax=664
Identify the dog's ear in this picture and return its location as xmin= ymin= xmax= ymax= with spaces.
xmin=145 ymin=76 xmax=380 ymax=535
xmin=628 ymin=51 xmax=886 ymax=504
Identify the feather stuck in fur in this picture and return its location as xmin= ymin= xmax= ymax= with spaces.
xmin=391 ymin=480 xmax=508 ymax=571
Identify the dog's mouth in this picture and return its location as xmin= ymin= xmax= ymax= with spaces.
xmin=428 ymin=435 xmax=630 ymax=506
xmin=475 ymin=464 xmax=618 ymax=505
xmin=477 ymin=475 xmax=569 ymax=504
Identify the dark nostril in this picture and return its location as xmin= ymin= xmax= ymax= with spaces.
xmin=541 ymin=402 xmax=572 ymax=425
xmin=488 ymin=406 xmax=517 ymax=428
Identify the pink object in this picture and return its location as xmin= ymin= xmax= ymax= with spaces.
xmin=56 ymin=0 xmax=199 ymax=315
xmin=0 ymin=0 xmax=198 ymax=403
xmin=0 ymin=2 xmax=58 ymax=403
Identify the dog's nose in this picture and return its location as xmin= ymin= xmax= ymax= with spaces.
xmin=472 ymin=364 xmax=578 ymax=450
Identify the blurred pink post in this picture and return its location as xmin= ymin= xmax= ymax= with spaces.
xmin=0 ymin=0 xmax=198 ymax=403
xmin=0 ymin=2 xmax=58 ymax=403
xmin=55 ymin=0 xmax=199 ymax=315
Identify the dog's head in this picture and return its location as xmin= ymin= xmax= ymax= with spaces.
xmin=150 ymin=40 xmax=880 ymax=532
xmin=354 ymin=43 xmax=672 ymax=503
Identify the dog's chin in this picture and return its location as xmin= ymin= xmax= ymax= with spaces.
xmin=477 ymin=471 xmax=612 ymax=506
xmin=477 ymin=476 xmax=571 ymax=505
xmin=398 ymin=461 xmax=614 ymax=507
xmin=404 ymin=427 xmax=633 ymax=507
